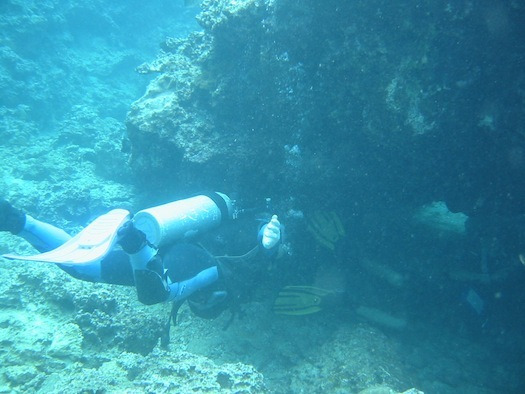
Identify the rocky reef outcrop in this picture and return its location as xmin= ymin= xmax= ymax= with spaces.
xmin=126 ymin=0 xmax=525 ymax=216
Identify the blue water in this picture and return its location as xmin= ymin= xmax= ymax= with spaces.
xmin=1 ymin=1 xmax=525 ymax=393
xmin=0 ymin=0 xmax=199 ymax=132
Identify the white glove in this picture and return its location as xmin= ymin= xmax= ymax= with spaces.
xmin=262 ymin=215 xmax=281 ymax=249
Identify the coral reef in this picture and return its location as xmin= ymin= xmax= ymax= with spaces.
xmin=36 ymin=348 xmax=265 ymax=393
xmin=0 ymin=129 xmax=135 ymax=231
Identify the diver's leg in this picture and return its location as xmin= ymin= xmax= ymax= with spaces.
xmin=1 ymin=200 xmax=71 ymax=252
xmin=2 ymin=200 xmax=135 ymax=286
xmin=60 ymin=250 xmax=135 ymax=286
xmin=20 ymin=215 xmax=71 ymax=252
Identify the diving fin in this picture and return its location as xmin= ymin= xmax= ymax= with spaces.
xmin=273 ymin=285 xmax=334 ymax=316
xmin=306 ymin=211 xmax=346 ymax=251
xmin=3 ymin=209 xmax=130 ymax=265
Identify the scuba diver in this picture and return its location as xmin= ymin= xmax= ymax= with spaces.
xmin=0 ymin=193 xmax=283 ymax=329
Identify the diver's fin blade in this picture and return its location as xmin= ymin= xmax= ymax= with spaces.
xmin=3 ymin=209 xmax=130 ymax=265
xmin=273 ymin=305 xmax=323 ymax=316
xmin=273 ymin=285 xmax=332 ymax=316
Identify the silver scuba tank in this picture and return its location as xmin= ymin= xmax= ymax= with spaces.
xmin=133 ymin=192 xmax=233 ymax=247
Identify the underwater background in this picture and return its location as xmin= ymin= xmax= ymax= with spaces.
xmin=1 ymin=0 xmax=525 ymax=392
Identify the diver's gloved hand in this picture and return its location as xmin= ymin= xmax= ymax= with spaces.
xmin=0 ymin=199 xmax=26 ymax=234
xmin=262 ymin=215 xmax=281 ymax=249
xmin=118 ymin=221 xmax=147 ymax=254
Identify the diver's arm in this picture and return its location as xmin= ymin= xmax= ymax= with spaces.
xmin=167 ymin=266 xmax=219 ymax=302
xmin=130 ymin=246 xmax=220 ymax=305
xmin=118 ymin=222 xmax=168 ymax=304
xmin=128 ymin=243 xmax=172 ymax=305
xmin=120 ymin=222 xmax=220 ymax=305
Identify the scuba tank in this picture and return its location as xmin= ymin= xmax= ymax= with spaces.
xmin=133 ymin=192 xmax=234 ymax=247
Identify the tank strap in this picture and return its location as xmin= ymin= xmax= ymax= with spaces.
xmin=204 ymin=192 xmax=231 ymax=221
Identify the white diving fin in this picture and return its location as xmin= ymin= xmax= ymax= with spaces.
xmin=2 ymin=209 xmax=131 ymax=265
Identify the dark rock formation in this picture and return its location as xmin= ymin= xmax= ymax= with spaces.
xmin=127 ymin=0 xmax=525 ymax=219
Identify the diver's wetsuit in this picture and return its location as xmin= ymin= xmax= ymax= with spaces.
xmin=2 ymin=202 xmax=279 ymax=311
xmin=17 ymin=215 xmax=226 ymax=305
